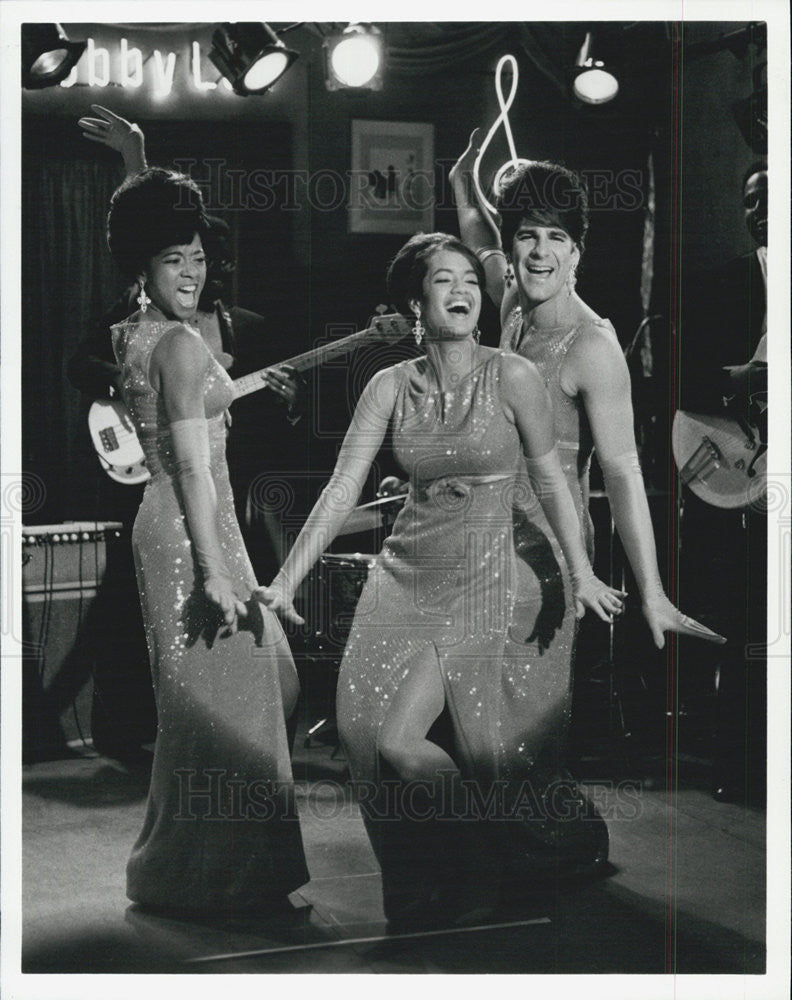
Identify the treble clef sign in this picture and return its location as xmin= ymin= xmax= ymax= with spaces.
xmin=473 ymin=55 xmax=533 ymax=218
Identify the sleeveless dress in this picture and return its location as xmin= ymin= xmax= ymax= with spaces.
xmin=336 ymin=347 xmax=605 ymax=916
xmin=112 ymin=316 xmax=308 ymax=912
xmin=497 ymin=304 xmax=612 ymax=876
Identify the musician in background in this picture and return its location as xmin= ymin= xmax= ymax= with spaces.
xmin=67 ymin=109 xmax=306 ymax=760
xmin=680 ymin=162 xmax=767 ymax=804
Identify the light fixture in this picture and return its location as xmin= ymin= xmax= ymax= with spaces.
xmin=572 ymin=31 xmax=619 ymax=105
xmin=209 ymin=22 xmax=298 ymax=96
xmin=324 ymin=23 xmax=383 ymax=91
xmin=21 ymin=23 xmax=86 ymax=89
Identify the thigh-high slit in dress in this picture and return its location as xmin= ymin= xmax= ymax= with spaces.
xmin=336 ymin=345 xmax=606 ymax=916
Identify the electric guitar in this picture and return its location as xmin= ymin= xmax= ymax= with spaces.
xmin=672 ymin=396 xmax=767 ymax=510
xmin=88 ymin=313 xmax=411 ymax=485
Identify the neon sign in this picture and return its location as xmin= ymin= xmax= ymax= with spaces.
xmin=59 ymin=38 xmax=232 ymax=98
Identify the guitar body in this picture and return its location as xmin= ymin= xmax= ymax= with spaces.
xmin=672 ymin=410 xmax=766 ymax=510
xmin=87 ymin=400 xmax=150 ymax=486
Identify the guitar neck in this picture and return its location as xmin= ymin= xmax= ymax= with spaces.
xmin=231 ymin=316 xmax=408 ymax=400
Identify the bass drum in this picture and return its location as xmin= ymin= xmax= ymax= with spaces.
xmin=307 ymin=553 xmax=377 ymax=663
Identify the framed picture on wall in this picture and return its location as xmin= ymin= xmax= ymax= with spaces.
xmin=349 ymin=119 xmax=434 ymax=234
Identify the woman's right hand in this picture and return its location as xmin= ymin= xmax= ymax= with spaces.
xmin=252 ymin=579 xmax=305 ymax=626
xmin=573 ymin=574 xmax=627 ymax=623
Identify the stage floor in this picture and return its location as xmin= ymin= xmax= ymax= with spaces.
xmin=18 ymin=721 xmax=765 ymax=977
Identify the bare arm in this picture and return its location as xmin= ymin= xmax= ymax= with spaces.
xmin=255 ymin=368 xmax=397 ymax=623
xmin=570 ymin=326 xmax=725 ymax=648
xmin=78 ymin=105 xmax=147 ymax=178
xmin=500 ymin=354 xmax=625 ymax=622
xmin=152 ymin=326 xmax=246 ymax=631
xmin=450 ymin=128 xmax=508 ymax=309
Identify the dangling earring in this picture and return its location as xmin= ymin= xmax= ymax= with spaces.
xmin=412 ymin=308 xmax=424 ymax=347
xmin=473 ymin=325 xmax=481 ymax=344
xmin=504 ymin=262 xmax=515 ymax=288
xmin=136 ymin=283 xmax=151 ymax=313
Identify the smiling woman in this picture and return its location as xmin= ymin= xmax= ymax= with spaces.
xmin=104 ymin=167 xmax=308 ymax=913
xmin=255 ymin=231 xmax=624 ymax=925
xmin=141 ymin=235 xmax=207 ymax=321
xmin=451 ymin=131 xmax=725 ymax=891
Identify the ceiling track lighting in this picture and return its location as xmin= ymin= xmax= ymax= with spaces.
xmin=21 ymin=23 xmax=86 ymax=90
xmin=324 ymin=23 xmax=384 ymax=91
xmin=209 ymin=22 xmax=298 ymax=96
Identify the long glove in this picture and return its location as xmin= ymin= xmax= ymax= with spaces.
xmin=170 ymin=417 xmax=246 ymax=630
xmin=600 ymin=449 xmax=725 ymax=648
xmin=525 ymin=449 xmax=625 ymax=622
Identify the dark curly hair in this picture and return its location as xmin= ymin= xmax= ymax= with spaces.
xmin=107 ymin=167 xmax=210 ymax=280
xmin=386 ymin=232 xmax=485 ymax=316
xmin=496 ymin=160 xmax=589 ymax=252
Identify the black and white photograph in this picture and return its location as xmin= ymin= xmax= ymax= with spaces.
xmin=1 ymin=2 xmax=789 ymax=996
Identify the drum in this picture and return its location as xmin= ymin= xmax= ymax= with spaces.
xmin=309 ymin=552 xmax=377 ymax=660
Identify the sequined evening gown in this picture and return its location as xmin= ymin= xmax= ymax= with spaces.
xmin=112 ymin=315 xmax=308 ymax=911
xmin=336 ymin=346 xmax=606 ymax=916
xmin=497 ymin=305 xmax=612 ymax=878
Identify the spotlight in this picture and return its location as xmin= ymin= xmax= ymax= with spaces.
xmin=324 ymin=23 xmax=383 ymax=91
xmin=209 ymin=22 xmax=298 ymax=96
xmin=572 ymin=32 xmax=619 ymax=105
xmin=21 ymin=23 xmax=86 ymax=89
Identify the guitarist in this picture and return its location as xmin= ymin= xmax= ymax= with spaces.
xmin=679 ymin=161 xmax=767 ymax=804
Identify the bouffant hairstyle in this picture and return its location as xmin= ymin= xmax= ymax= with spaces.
xmin=496 ymin=160 xmax=589 ymax=252
xmin=386 ymin=232 xmax=486 ymax=316
xmin=107 ymin=167 xmax=210 ymax=280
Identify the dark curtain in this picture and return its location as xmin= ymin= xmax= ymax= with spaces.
xmin=21 ymin=119 xmax=295 ymax=525
xmin=22 ymin=154 xmax=125 ymax=523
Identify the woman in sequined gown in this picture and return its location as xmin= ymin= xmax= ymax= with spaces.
xmin=451 ymin=138 xmax=725 ymax=883
xmin=257 ymin=234 xmax=625 ymax=922
xmin=107 ymin=168 xmax=308 ymax=912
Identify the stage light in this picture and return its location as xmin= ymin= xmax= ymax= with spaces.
xmin=209 ymin=22 xmax=298 ymax=96
xmin=324 ymin=24 xmax=383 ymax=91
xmin=21 ymin=23 xmax=86 ymax=89
xmin=572 ymin=32 xmax=619 ymax=105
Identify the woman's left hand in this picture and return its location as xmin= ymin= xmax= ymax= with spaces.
xmin=252 ymin=580 xmax=304 ymax=626
xmin=641 ymin=592 xmax=727 ymax=649
xmin=573 ymin=577 xmax=627 ymax=623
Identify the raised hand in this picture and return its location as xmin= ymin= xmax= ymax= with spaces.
xmin=641 ymin=592 xmax=726 ymax=649
xmin=78 ymin=105 xmax=146 ymax=175
xmin=252 ymin=579 xmax=304 ymax=626
xmin=573 ymin=575 xmax=627 ymax=623
xmin=449 ymin=127 xmax=483 ymax=188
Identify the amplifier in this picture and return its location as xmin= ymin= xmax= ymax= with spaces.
xmin=22 ymin=521 xmax=126 ymax=758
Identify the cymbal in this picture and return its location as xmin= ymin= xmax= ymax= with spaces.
xmin=356 ymin=494 xmax=407 ymax=511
